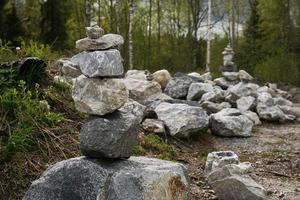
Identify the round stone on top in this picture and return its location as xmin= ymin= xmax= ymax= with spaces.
xmin=86 ymin=25 xmax=104 ymax=39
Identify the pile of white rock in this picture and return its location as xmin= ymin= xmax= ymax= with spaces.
xmin=23 ymin=25 xmax=190 ymax=200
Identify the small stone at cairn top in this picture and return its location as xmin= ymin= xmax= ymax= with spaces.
xmin=86 ymin=25 xmax=104 ymax=39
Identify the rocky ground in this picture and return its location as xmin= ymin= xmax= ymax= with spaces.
xmin=176 ymin=104 xmax=300 ymax=200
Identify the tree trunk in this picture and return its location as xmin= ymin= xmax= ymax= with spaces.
xmin=85 ymin=0 xmax=92 ymax=26
xmin=128 ymin=0 xmax=134 ymax=70
xmin=148 ymin=0 xmax=152 ymax=68
xmin=157 ymin=0 xmax=161 ymax=57
xmin=115 ymin=0 xmax=121 ymax=34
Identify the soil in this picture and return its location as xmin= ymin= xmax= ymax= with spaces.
xmin=175 ymin=104 xmax=300 ymax=200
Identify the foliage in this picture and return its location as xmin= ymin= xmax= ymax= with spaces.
xmin=0 ymin=81 xmax=65 ymax=160
xmin=133 ymin=133 xmax=176 ymax=161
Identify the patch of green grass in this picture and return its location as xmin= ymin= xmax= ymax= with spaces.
xmin=133 ymin=134 xmax=177 ymax=161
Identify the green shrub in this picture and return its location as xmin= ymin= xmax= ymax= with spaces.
xmin=0 ymin=40 xmax=17 ymax=63
xmin=133 ymin=134 xmax=177 ymax=161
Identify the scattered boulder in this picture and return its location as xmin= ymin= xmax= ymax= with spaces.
xmin=119 ymin=99 xmax=146 ymax=123
xmin=242 ymin=111 xmax=262 ymax=125
xmin=76 ymin=34 xmax=124 ymax=51
xmin=164 ymin=75 xmax=194 ymax=99
xmin=71 ymin=50 xmax=124 ymax=78
xmin=125 ymin=70 xmax=150 ymax=80
xmin=256 ymin=92 xmax=295 ymax=122
xmin=237 ymin=96 xmax=256 ymax=112
xmin=205 ymin=151 xmax=239 ymax=174
xmin=200 ymin=88 xmax=225 ymax=103
xmin=200 ymin=72 xmax=212 ymax=81
xmin=150 ymin=69 xmax=172 ymax=90
xmin=209 ymin=108 xmax=254 ymax=137
xmin=238 ymin=70 xmax=254 ymax=82
xmin=123 ymin=78 xmax=162 ymax=101
xmin=155 ymin=102 xmax=209 ymax=138
xmin=80 ymin=111 xmax=140 ymax=158
xmin=72 ymin=75 xmax=128 ymax=115
xmin=200 ymin=101 xmax=231 ymax=115
xmin=142 ymin=119 xmax=166 ymax=134
xmin=55 ymin=58 xmax=81 ymax=79
xmin=23 ymin=156 xmax=190 ymax=200
xmin=187 ymin=82 xmax=214 ymax=101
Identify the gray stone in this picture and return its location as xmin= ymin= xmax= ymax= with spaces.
xmin=147 ymin=93 xmax=173 ymax=101
xmin=23 ymin=156 xmax=190 ymax=200
xmin=56 ymin=58 xmax=81 ymax=79
xmin=209 ymin=108 xmax=254 ymax=137
xmin=188 ymin=72 xmax=202 ymax=79
xmin=200 ymin=101 xmax=231 ymax=115
xmin=125 ymin=70 xmax=150 ymax=80
xmin=242 ymin=111 xmax=262 ymax=125
xmin=207 ymin=166 xmax=266 ymax=200
xmin=142 ymin=119 xmax=166 ymax=134
xmin=200 ymin=88 xmax=225 ymax=103
xmin=273 ymin=97 xmax=293 ymax=107
xmin=123 ymin=78 xmax=162 ymax=101
xmin=222 ymin=71 xmax=238 ymax=81
xmin=164 ymin=76 xmax=194 ymax=99
xmin=187 ymin=83 xmax=214 ymax=101
xmin=149 ymin=69 xmax=172 ymax=90
xmin=72 ymin=75 xmax=128 ymax=115
xmin=155 ymin=102 xmax=209 ymax=138
xmin=86 ymin=25 xmax=104 ymax=39
xmin=226 ymin=82 xmax=259 ymax=104
xmin=200 ymin=72 xmax=212 ymax=81
xmin=205 ymin=151 xmax=239 ymax=174
xmin=119 ymin=99 xmax=146 ymax=123
xmin=214 ymin=77 xmax=237 ymax=90
xmin=238 ymin=70 xmax=254 ymax=83
xmin=237 ymin=96 xmax=256 ymax=112
xmin=80 ymin=111 xmax=140 ymax=158
xmin=76 ymin=34 xmax=124 ymax=51
xmin=279 ymin=105 xmax=300 ymax=118
xmin=256 ymin=92 xmax=295 ymax=122
xmin=71 ymin=50 xmax=124 ymax=78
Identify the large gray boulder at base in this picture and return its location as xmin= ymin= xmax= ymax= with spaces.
xmin=209 ymin=108 xmax=254 ymax=137
xmin=155 ymin=102 xmax=209 ymax=138
xmin=71 ymin=49 xmax=124 ymax=78
xmin=123 ymin=78 xmax=162 ymax=101
xmin=72 ymin=75 xmax=128 ymax=115
xmin=23 ymin=156 xmax=190 ymax=200
xmin=164 ymin=75 xmax=194 ymax=99
xmin=80 ymin=111 xmax=140 ymax=158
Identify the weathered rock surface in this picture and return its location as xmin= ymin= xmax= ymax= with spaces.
xmin=86 ymin=25 xmax=104 ymax=39
xmin=200 ymin=101 xmax=231 ymax=115
xmin=209 ymin=108 xmax=254 ymax=137
xmin=187 ymin=83 xmax=214 ymax=101
xmin=242 ymin=111 xmax=262 ymax=125
xmin=72 ymin=75 xmax=128 ymax=115
xmin=207 ymin=165 xmax=267 ymax=200
xmin=200 ymin=88 xmax=225 ymax=103
xmin=164 ymin=75 xmax=194 ymax=99
xmin=142 ymin=119 xmax=166 ymax=134
xmin=123 ymin=78 xmax=162 ymax=101
xmin=155 ymin=102 xmax=209 ymax=138
xmin=214 ymin=77 xmax=238 ymax=90
xmin=80 ymin=111 xmax=140 ymax=158
xmin=56 ymin=58 xmax=81 ymax=79
xmin=76 ymin=34 xmax=124 ymax=51
xmin=23 ymin=156 xmax=190 ymax=200
xmin=256 ymin=92 xmax=295 ymax=122
xmin=119 ymin=99 xmax=146 ymax=123
xmin=125 ymin=70 xmax=150 ymax=80
xmin=238 ymin=70 xmax=254 ymax=82
xmin=149 ymin=69 xmax=172 ymax=90
xmin=237 ymin=96 xmax=256 ymax=112
xmin=222 ymin=71 xmax=238 ymax=81
xmin=71 ymin=50 xmax=124 ymax=78
xmin=205 ymin=151 xmax=239 ymax=174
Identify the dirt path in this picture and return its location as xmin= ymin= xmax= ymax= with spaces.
xmin=176 ymin=105 xmax=300 ymax=200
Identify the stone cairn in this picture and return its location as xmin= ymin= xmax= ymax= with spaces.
xmin=23 ymin=25 xmax=190 ymax=200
